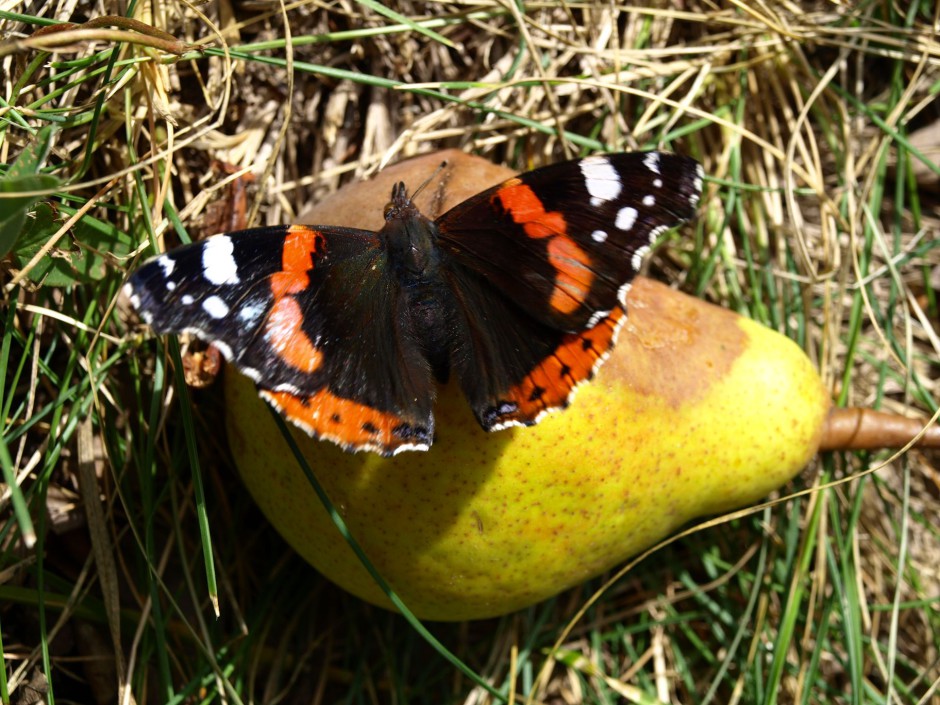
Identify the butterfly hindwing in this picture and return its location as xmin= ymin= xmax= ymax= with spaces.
xmin=443 ymin=261 xmax=625 ymax=430
xmin=125 ymin=225 xmax=435 ymax=455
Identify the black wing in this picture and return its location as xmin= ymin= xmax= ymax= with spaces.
xmin=436 ymin=152 xmax=702 ymax=428
xmin=443 ymin=262 xmax=625 ymax=430
xmin=125 ymin=225 xmax=435 ymax=455
xmin=436 ymin=152 xmax=702 ymax=332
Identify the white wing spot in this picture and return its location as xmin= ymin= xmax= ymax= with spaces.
xmin=202 ymin=236 xmax=240 ymax=286
xmin=181 ymin=295 xmax=194 ymax=306
xmin=649 ymin=224 xmax=669 ymax=242
xmin=631 ymin=245 xmax=651 ymax=272
xmin=580 ymin=155 xmax=621 ymax=206
xmin=123 ymin=284 xmax=141 ymax=311
xmin=212 ymin=340 xmax=234 ymax=360
xmin=643 ymin=152 xmax=661 ymax=175
xmin=157 ymin=255 xmax=175 ymax=278
xmin=692 ymin=165 xmax=704 ymax=203
xmin=616 ymin=206 xmax=638 ymax=231
xmin=642 ymin=194 xmax=656 ymax=207
xmin=270 ymin=381 xmax=305 ymax=396
xmin=591 ymin=229 xmax=608 ymax=243
xmin=238 ymin=300 xmax=266 ymax=328
xmin=586 ymin=309 xmax=611 ymax=327
xmin=203 ymin=295 xmax=230 ymax=319
xmin=617 ymin=281 xmax=632 ymax=306
xmin=166 ymin=281 xmax=176 ymax=291
xmin=653 ymin=178 xmax=663 ymax=188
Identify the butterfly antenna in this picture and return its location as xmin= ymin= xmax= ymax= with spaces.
xmin=409 ymin=160 xmax=448 ymax=202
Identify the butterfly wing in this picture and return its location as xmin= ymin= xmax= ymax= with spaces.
xmin=437 ymin=152 xmax=703 ymax=429
xmin=125 ymin=225 xmax=435 ymax=455
xmin=443 ymin=262 xmax=625 ymax=430
xmin=436 ymin=152 xmax=702 ymax=331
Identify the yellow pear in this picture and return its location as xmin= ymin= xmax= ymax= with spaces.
xmin=225 ymin=151 xmax=829 ymax=621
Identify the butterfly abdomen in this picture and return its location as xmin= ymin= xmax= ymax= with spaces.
xmin=377 ymin=193 xmax=458 ymax=382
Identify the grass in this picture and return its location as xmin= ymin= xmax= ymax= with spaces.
xmin=2 ymin=1 xmax=939 ymax=703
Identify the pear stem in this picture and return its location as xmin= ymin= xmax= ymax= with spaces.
xmin=818 ymin=407 xmax=940 ymax=450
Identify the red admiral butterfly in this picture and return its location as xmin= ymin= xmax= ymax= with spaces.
xmin=126 ymin=152 xmax=703 ymax=455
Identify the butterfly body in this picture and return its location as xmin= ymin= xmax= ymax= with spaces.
xmin=378 ymin=184 xmax=454 ymax=380
xmin=126 ymin=152 xmax=703 ymax=455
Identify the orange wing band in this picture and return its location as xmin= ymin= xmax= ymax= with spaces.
xmin=494 ymin=181 xmax=593 ymax=315
xmin=263 ymin=389 xmax=430 ymax=455
xmin=266 ymin=226 xmax=325 ymax=373
xmin=501 ymin=307 xmax=623 ymax=421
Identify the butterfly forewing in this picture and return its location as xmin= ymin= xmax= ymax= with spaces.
xmin=125 ymin=224 xmax=436 ymax=455
xmin=435 ymin=152 xmax=703 ymax=333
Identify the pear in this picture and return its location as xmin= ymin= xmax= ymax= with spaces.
xmin=224 ymin=151 xmax=829 ymax=621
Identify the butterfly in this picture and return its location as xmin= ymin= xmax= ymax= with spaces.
xmin=125 ymin=152 xmax=703 ymax=455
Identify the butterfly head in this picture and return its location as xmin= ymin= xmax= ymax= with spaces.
xmin=380 ymin=181 xmax=440 ymax=279
xmin=384 ymin=182 xmax=418 ymax=221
